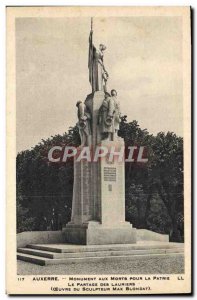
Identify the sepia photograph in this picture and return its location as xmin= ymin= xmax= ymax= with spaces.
xmin=6 ymin=6 xmax=191 ymax=295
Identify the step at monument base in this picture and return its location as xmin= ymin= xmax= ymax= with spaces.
xmin=17 ymin=242 xmax=184 ymax=266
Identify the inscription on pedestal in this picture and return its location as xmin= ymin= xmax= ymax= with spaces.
xmin=104 ymin=167 xmax=116 ymax=182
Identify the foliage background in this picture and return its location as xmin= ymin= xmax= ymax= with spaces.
xmin=16 ymin=117 xmax=184 ymax=242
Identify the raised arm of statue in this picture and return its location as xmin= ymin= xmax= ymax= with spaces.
xmin=89 ymin=29 xmax=93 ymax=45
xmin=89 ymin=18 xmax=93 ymax=45
xmin=88 ymin=29 xmax=95 ymax=90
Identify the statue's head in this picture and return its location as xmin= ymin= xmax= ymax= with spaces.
xmin=76 ymin=101 xmax=82 ymax=107
xmin=111 ymin=89 xmax=117 ymax=97
xmin=99 ymin=44 xmax=107 ymax=51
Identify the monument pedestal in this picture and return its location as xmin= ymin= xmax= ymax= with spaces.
xmin=64 ymin=221 xmax=136 ymax=245
xmin=64 ymin=104 xmax=137 ymax=245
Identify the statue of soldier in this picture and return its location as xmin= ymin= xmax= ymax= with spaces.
xmin=111 ymin=89 xmax=121 ymax=136
xmin=98 ymin=89 xmax=121 ymax=141
xmin=76 ymin=101 xmax=92 ymax=146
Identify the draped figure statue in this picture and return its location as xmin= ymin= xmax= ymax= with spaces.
xmin=88 ymin=19 xmax=109 ymax=93
xmin=76 ymin=101 xmax=92 ymax=146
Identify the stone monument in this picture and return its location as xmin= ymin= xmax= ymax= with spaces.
xmin=64 ymin=19 xmax=137 ymax=245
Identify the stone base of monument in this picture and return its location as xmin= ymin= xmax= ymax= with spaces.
xmin=63 ymin=221 xmax=137 ymax=245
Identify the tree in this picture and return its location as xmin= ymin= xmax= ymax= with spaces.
xmin=119 ymin=117 xmax=184 ymax=241
xmin=152 ymin=132 xmax=184 ymax=241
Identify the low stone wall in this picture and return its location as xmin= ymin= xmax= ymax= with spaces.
xmin=137 ymin=229 xmax=169 ymax=242
xmin=17 ymin=228 xmax=169 ymax=248
xmin=17 ymin=231 xmax=65 ymax=248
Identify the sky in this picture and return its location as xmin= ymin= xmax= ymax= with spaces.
xmin=16 ymin=16 xmax=183 ymax=153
